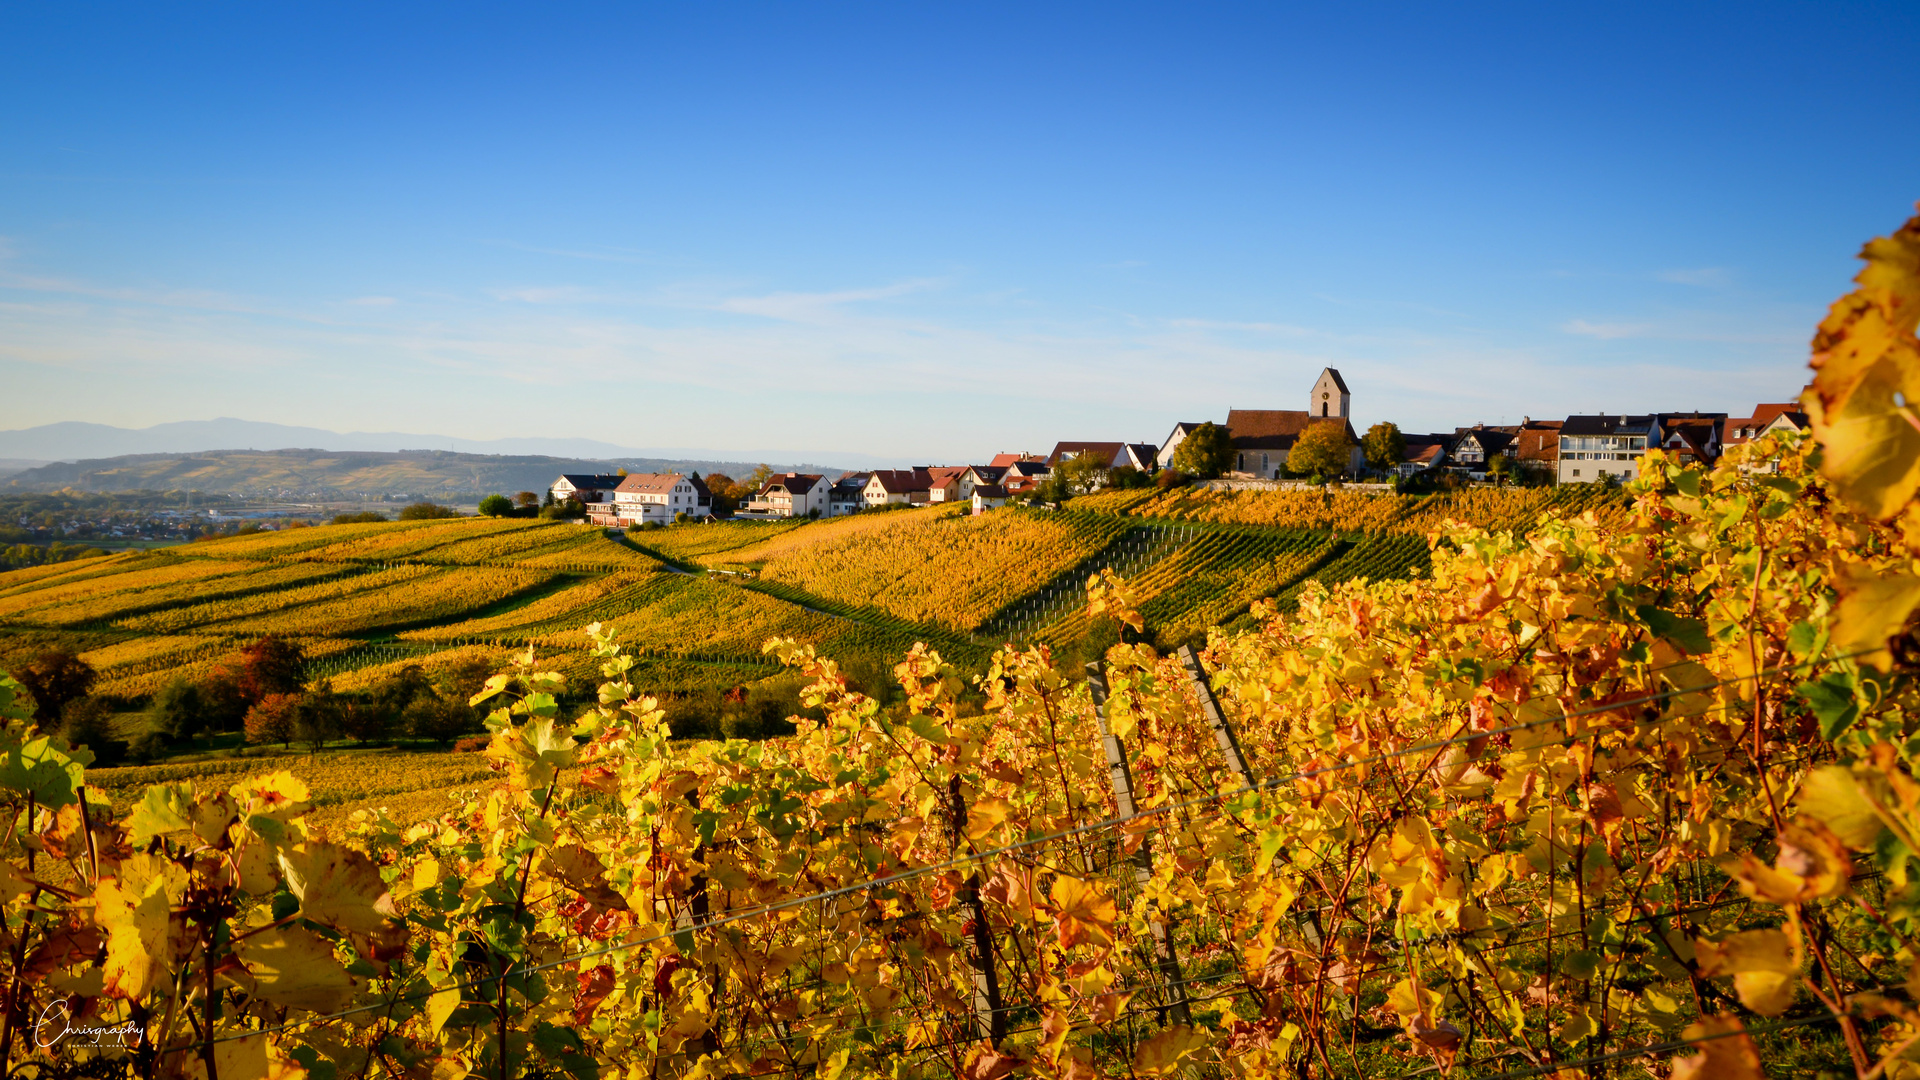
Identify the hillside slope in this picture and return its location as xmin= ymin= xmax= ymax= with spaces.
xmin=3 ymin=448 xmax=843 ymax=498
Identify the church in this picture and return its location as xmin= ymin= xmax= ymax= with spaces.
xmin=1156 ymin=368 xmax=1363 ymax=479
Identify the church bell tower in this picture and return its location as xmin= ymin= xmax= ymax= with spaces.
xmin=1311 ymin=368 xmax=1351 ymax=418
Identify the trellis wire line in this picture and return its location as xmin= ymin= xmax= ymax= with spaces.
xmin=170 ymin=645 xmax=1864 ymax=1050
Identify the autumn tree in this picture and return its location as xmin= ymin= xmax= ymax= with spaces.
xmin=1288 ymin=420 xmax=1353 ymax=481
xmin=513 ymin=491 xmax=540 ymax=509
xmin=13 ymin=649 xmax=96 ymax=722
xmin=243 ymin=693 xmax=299 ymax=747
xmin=1170 ymin=423 xmax=1234 ymax=479
xmin=222 ymin=636 xmax=307 ymax=705
xmin=1362 ymin=421 xmax=1407 ymax=474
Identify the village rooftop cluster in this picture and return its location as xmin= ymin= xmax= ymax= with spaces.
xmin=546 ymin=368 xmax=1810 ymax=526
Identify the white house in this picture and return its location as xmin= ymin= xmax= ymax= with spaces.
xmin=1558 ymin=416 xmax=1655 ymax=484
xmin=1157 ymin=423 xmax=1204 ymax=469
xmin=864 ymin=469 xmax=931 ymax=507
xmin=741 ymin=473 xmax=831 ymax=518
xmin=549 ymin=474 xmax=624 ymax=506
xmin=604 ymin=473 xmax=713 ymax=526
xmin=971 ymin=484 xmax=1010 ymax=514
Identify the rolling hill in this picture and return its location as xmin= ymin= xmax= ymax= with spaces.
xmin=1 ymin=447 xmax=844 ymax=498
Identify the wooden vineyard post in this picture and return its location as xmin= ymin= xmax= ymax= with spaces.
xmin=1177 ymin=646 xmax=1323 ymax=948
xmin=1086 ymin=662 xmax=1192 ymax=1025
xmin=1176 ymin=644 xmax=1253 ymax=787
xmin=948 ymin=775 xmax=1007 ymax=1046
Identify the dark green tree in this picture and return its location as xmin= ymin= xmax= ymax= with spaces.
xmin=146 ymin=676 xmax=206 ymax=743
xmin=13 ymin=649 xmax=97 ymax=721
xmin=478 ymin=494 xmax=514 ymax=517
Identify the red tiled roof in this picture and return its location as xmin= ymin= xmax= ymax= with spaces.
xmin=867 ymin=469 xmax=932 ymax=495
xmin=615 ymin=472 xmax=697 ymax=495
xmin=1046 ymin=442 xmax=1124 ymax=467
xmin=1225 ymin=409 xmax=1312 ymax=439
xmin=989 ymin=453 xmax=1042 ymax=468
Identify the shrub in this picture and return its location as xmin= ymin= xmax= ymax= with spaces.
xmin=451 ymin=735 xmax=489 ymax=753
xmin=478 ymin=494 xmax=514 ymax=517
xmin=398 ymin=502 xmax=459 ymax=521
xmin=331 ymin=511 xmax=388 ymax=524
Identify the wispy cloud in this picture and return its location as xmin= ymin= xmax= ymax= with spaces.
xmin=344 ymin=296 xmax=396 ymax=307
xmin=714 ymin=279 xmax=943 ymax=324
xmin=1563 ymin=319 xmax=1658 ymax=340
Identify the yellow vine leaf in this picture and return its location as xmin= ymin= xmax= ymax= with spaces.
xmin=1694 ymin=928 xmax=1800 ymax=1017
xmin=1671 ymin=1015 xmax=1765 ymax=1080
xmin=1832 ymin=562 xmax=1920 ymax=672
xmin=232 ymin=924 xmax=357 ymax=1012
xmin=965 ymin=799 xmax=1013 ymax=842
xmin=1796 ymin=765 xmax=1890 ymax=849
xmin=1049 ymin=876 xmax=1117 ymax=950
xmin=1806 ymin=210 xmax=1920 ymax=520
xmin=94 ymin=853 xmax=188 ymax=1001
xmin=277 ymin=843 xmax=399 ymax=935
xmin=185 ymin=1034 xmax=309 ymax=1080
xmin=1129 ymin=1025 xmax=1209 ymax=1077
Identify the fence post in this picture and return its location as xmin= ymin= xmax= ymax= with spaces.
xmin=1176 ymin=645 xmax=1253 ymax=787
xmin=1086 ymin=662 xmax=1191 ymax=1026
xmin=1176 ymin=647 xmax=1322 ymax=949
xmin=948 ymin=775 xmax=1007 ymax=1046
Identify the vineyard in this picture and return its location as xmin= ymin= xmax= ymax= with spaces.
xmin=0 ymin=487 xmax=1594 ymax=705
xmin=753 ymin=507 xmax=1130 ymax=632
xmin=1075 ymin=481 xmax=1631 ymax=534
xmin=1 ymin=413 xmax=1913 ymax=1078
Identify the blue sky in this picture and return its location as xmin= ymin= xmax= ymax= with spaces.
xmin=3 ymin=2 xmax=1916 ymax=461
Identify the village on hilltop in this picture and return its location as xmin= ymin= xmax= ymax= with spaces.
xmin=546 ymin=367 xmax=1810 ymax=527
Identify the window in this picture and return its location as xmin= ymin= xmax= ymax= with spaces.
xmin=1573 ymin=469 xmax=1581 ymax=477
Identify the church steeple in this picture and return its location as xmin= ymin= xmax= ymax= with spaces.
xmin=1311 ymin=367 xmax=1350 ymax=418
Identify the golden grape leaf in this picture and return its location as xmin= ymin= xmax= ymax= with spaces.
xmin=965 ymin=799 xmax=1013 ymax=842
xmin=547 ymin=844 xmax=630 ymax=910
xmin=184 ymin=1033 xmax=308 ymax=1080
xmin=1694 ymin=927 xmax=1800 ymax=1017
xmin=233 ymin=924 xmax=356 ymax=1012
xmin=1671 ymin=1015 xmax=1764 ymax=1080
xmin=231 ymin=770 xmax=311 ymax=820
xmin=277 ymin=842 xmax=399 ymax=935
xmin=1806 ymin=212 xmax=1920 ymax=520
xmin=1049 ymin=875 xmax=1117 ymax=950
xmin=94 ymin=853 xmax=189 ymax=1001
xmin=1130 ymin=1025 xmax=1210 ymax=1077
xmin=1796 ymin=765 xmax=1889 ymax=848
xmin=1831 ymin=562 xmax=1920 ymax=672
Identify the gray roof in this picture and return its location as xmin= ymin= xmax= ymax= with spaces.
xmin=1560 ymin=415 xmax=1654 ymax=436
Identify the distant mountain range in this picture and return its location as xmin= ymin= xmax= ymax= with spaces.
xmin=1 ymin=448 xmax=859 ymax=499
xmin=0 ymin=418 xmax=917 ymax=472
